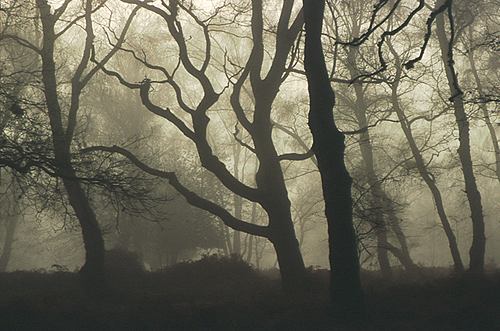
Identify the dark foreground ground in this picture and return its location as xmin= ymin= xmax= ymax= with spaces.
xmin=0 ymin=255 xmax=499 ymax=330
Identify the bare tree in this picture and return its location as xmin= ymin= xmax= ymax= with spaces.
xmin=385 ymin=38 xmax=465 ymax=271
xmin=435 ymin=0 xmax=485 ymax=272
xmin=1 ymin=0 xmax=139 ymax=288
xmin=88 ymin=0 xmax=308 ymax=292
xmin=465 ymin=24 xmax=500 ymax=184
xmin=303 ymin=0 xmax=364 ymax=315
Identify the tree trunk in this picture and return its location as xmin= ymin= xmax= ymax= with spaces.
xmin=344 ymin=35 xmax=392 ymax=276
xmin=270 ymin=229 xmax=306 ymax=291
xmin=257 ymin=161 xmax=306 ymax=290
xmin=63 ymin=174 xmax=105 ymax=285
xmin=0 ymin=214 xmax=17 ymax=272
xmin=387 ymin=38 xmax=465 ymax=272
xmin=246 ymin=202 xmax=258 ymax=263
xmin=392 ymin=93 xmax=465 ymax=272
xmin=251 ymin=91 xmax=306 ymax=291
xmin=467 ymin=30 xmax=500 ymax=184
xmin=436 ymin=5 xmax=485 ymax=273
xmin=232 ymin=143 xmax=243 ymax=255
xmin=303 ymin=0 xmax=364 ymax=315
xmin=351 ymin=79 xmax=392 ymax=277
xmin=386 ymin=215 xmax=419 ymax=272
xmin=382 ymin=191 xmax=418 ymax=271
xmin=38 ymin=2 xmax=106 ymax=288
xmin=232 ymin=197 xmax=242 ymax=255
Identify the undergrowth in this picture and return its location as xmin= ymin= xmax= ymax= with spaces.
xmin=0 ymin=256 xmax=498 ymax=330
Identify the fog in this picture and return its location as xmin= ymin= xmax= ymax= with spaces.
xmin=0 ymin=0 xmax=499 ymax=329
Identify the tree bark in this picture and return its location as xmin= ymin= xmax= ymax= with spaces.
xmin=435 ymin=4 xmax=485 ymax=273
xmin=303 ymin=0 xmax=364 ymax=315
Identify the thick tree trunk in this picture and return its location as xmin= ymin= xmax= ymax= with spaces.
xmin=256 ymin=163 xmax=306 ymax=291
xmin=256 ymin=157 xmax=306 ymax=290
xmin=62 ymin=174 xmax=105 ymax=285
xmin=257 ymin=174 xmax=306 ymax=291
xmin=436 ymin=6 xmax=485 ymax=273
xmin=303 ymin=0 xmax=364 ymax=315
xmin=270 ymin=228 xmax=306 ymax=291
xmin=250 ymin=87 xmax=306 ymax=291
xmin=0 ymin=214 xmax=17 ymax=272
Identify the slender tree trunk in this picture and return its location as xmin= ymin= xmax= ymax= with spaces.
xmin=168 ymin=250 xmax=179 ymax=265
xmin=350 ymin=79 xmax=392 ymax=277
xmin=232 ymin=144 xmax=243 ymax=255
xmin=0 ymin=214 xmax=17 ymax=272
xmin=467 ymin=33 xmax=500 ymax=184
xmin=222 ymin=226 xmax=231 ymax=255
xmin=255 ymin=237 xmax=262 ymax=269
xmin=343 ymin=24 xmax=393 ymax=276
xmin=384 ymin=212 xmax=419 ymax=272
xmin=346 ymin=42 xmax=417 ymax=274
xmin=436 ymin=5 xmax=485 ymax=273
xmin=232 ymin=194 xmax=242 ymax=255
xmin=381 ymin=191 xmax=418 ymax=271
xmin=392 ymin=92 xmax=465 ymax=271
xmin=303 ymin=0 xmax=364 ymax=315
xmin=387 ymin=39 xmax=465 ymax=272
xmin=246 ymin=202 xmax=258 ymax=263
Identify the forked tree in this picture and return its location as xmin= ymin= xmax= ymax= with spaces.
xmin=88 ymin=0 xmax=308 ymax=292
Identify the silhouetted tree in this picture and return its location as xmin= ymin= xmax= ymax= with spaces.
xmin=1 ymin=0 xmax=139 ymax=289
xmin=303 ymin=0 xmax=364 ymax=315
xmin=385 ymin=37 xmax=465 ymax=271
xmin=88 ymin=0 xmax=308 ymax=292
xmin=435 ymin=0 xmax=485 ymax=272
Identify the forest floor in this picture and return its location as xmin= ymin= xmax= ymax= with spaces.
xmin=0 ymin=255 xmax=499 ymax=330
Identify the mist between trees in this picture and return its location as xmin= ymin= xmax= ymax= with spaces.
xmin=0 ymin=0 xmax=499 ymax=318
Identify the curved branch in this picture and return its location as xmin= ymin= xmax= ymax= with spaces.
xmin=82 ymin=145 xmax=270 ymax=238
